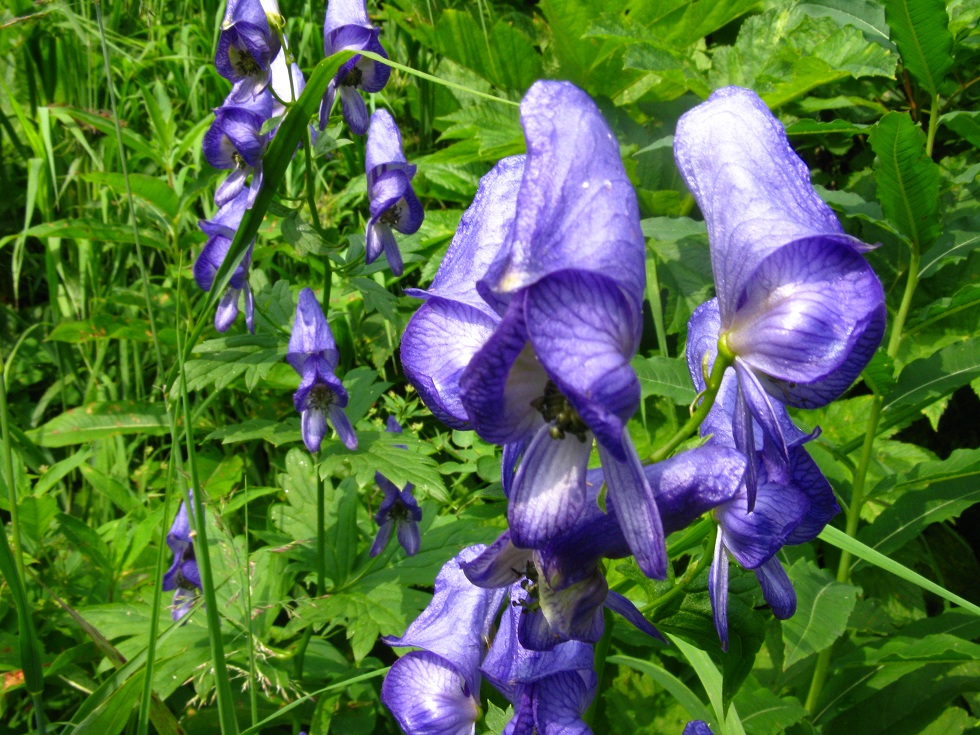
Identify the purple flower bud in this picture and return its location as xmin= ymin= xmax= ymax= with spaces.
xmin=162 ymin=491 xmax=202 ymax=621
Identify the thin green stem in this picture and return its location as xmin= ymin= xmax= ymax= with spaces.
xmin=316 ymin=455 xmax=326 ymax=598
xmin=806 ymin=249 xmax=921 ymax=714
xmin=243 ymin=485 xmax=259 ymax=728
xmin=650 ymin=347 xmax=734 ymax=462
xmin=924 ymin=93 xmax=940 ymax=159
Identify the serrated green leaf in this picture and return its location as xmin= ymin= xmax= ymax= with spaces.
xmin=799 ymin=0 xmax=893 ymax=49
xmin=634 ymin=355 xmax=697 ymax=405
xmin=782 ymin=559 xmax=860 ymax=668
xmin=919 ymin=221 xmax=980 ymax=278
xmin=883 ymin=337 xmax=980 ymax=420
xmin=29 ymin=402 xmax=171 ymax=447
xmin=858 ymin=447 xmax=980 ymax=556
xmin=310 ymin=581 xmax=413 ymax=662
xmin=733 ymin=683 xmax=807 ymax=735
xmin=869 ymin=112 xmax=942 ymax=248
xmin=282 ymin=211 xmax=333 ymax=257
xmin=883 ymin=0 xmax=953 ymax=95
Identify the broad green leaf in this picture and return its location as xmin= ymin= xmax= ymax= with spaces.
xmin=182 ymin=333 xmax=284 ymax=393
xmin=634 ymin=355 xmax=697 ymax=405
xmin=781 ymin=559 xmax=860 ymax=668
xmin=29 ymin=402 xmax=171 ymax=447
xmin=842 ymin=632 xmax=980 ymax=666
xmin=47 ymin=315 xmax=163 ymax=343
xmin=81 ymin=172 xmax=179 ymax=220
xmin=70 ymin=672 xmax=144 ymax=735
xmin=906 ymin=283 xmax=980 ymax=333
xmin=667 ymin=634 xmax=747 ymax=735
xmin=799 ymin=0 xmax=893 ymax=49
xmin=733 ymin=682 xmax=807 ymax=735
xmin=858 ymin=447 xmax=980 ymax=556
xmin=786 ymin=118 xmax=871 ymax=137
xmin=940 ymin=110 xmax=980 ymax=147
xmin=869 ymin=112 xmax=942 ymax=248
xmin=883 ymin=337 xmax=980 ymax=420
xmin=882 ymin=0 xmax=953 ymax=95
xmin=918 ymin=219 xmax=980 ymax=278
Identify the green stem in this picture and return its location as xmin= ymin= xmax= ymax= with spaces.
xmin=805 ymin=249 xmax=920 ymax=715
xmin=650 ymin=347 xmax=734 ymax=463
xmin=924 ymin=93 xmax=940 ymax=159
xmin=316 ymin=455 xmax=326 ymax=598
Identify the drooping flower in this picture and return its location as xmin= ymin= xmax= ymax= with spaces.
xmin=463 ymin=447 xmax=745 ymax=651
xmin=287 ymin=288 xmax=357 ymax=452
xmin=319 ymin=0 xmax=391 ymax=135
xmin=481 ymin=596 xmax=597 ymax=735
xmin=195 ymin=189 xmax=256 ymax=333
xmin=215 ymin=0 xmax=282 ymax=102
xmin=371 ymin=417 xmax=422 ymax=557
xmin=202 ymin=91 xmax=272 ymax=207
xmin=162 ymin=492 xmax=202 ymax=621
xmin=364 ymin=110 xmax=424 ymax=276
xmin=674 ymin=86 xmax=885 ymax=508
xmin=269 ymin=39 xmax=306 ymax=122
xmin=382 ymin=547 xmax=506 ymax=735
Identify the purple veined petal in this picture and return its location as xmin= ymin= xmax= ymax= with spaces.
xmin=709 ymin=532 xmax=730 ymax=651
xmin=483 ymin=592 xmax=595 ymax=695
xmin=536 ymin=568 xmax=607 ymax=646
xmin=646 ymin=444 xmax=746 ymax=534
xmin=461 ymin=531 xmax=532 ymax=588
xmin=501 ymin=438 xmax=527 ymax=498
xmin=524 ymin=270 xmax=641 ymax=460
xmin=683 ymin=721 xmax=716 ymax=735
xmin=386 ymin=415 xmax=403 ymax=434
xmin=301 ymin=406 xmax=328 ymax=453
xmin=365 ymin=221 xmax=393 ymax=265
xmin=459 ymin=295 xmax=549 ymax=445
xmin=732 ymin=369 xmax=758 ymax=509
xmin=339 ymin=85 xmax=369 ymax=135
xmin=401 ymin=298 xmax=500 ymax=430
xmin=674 ymin=86 xmax=850 ymax=324
xmin=370 ymin=518 xmax=394 ymax=557
xmin=203 ymin=107 xmax=267 ymax=169
xmin=413 ymin=155 xmax=524 ymax=317
xmin=215 ymin=168 xmax=248 ymax=208
xmin=533 ymin=670 xmax=597 ymax=735
xmin=180 ymin=558 xmax=202 ymax=589
xmin=172 ymin=587 xmax=197 ymax=621
xmin=246 ymin=163 xmax=264 ymax=207
xmin=367 ymin=165 xmax=412 ymax=217
xmin=604 ymin=591 xmax=664 ymax=642
xmin=223 ymin=0 xmax=267 ymax=28
xmin=735 ymin=359 xmax=793 ymax=491
xmin=367 ymin=109 xmax=408 ymax=172
xmin=754 ymin=556 xmax=797 ymax=619
xmin=396 ymin=518 xmax=421 ymax=556
xmin=598 ymin=432 xmax=667 ymax=580
xmin=318 ymin=80 xmax=338 ymax=131
xmin=482 ymin=81 xmax=645 ymax=311
xmin=324 ymin=0 xmax=372 ymax=37
xmin=781 ymin=445 xmax=839 ymax=545
xmin=518 ymin=606 xmax=564 ymax=652
xmin=508 ymin=424 xmax=592 ymax=548
xmin=385 ymin=546 xmax=506 ymax=696
xmin=215 ymin=288 xmax=242 ymax=332
xmin=199 ymin=190 xmax=249 ymax=239
xmin=715 ymin=474 xmax=808 ymax=569
xmin=287 ymin=288 xmax=338 ymax=372
xmin=381 ymin=651 xmax=480 ymax=735
xmin=327 ymin=404 xmax=357 ymax=450
xmin=686 ymin=298 xmax=722 ymax=394
xmin=503 ymin=690 xmax=536 ymax=735
xmin=727 ymin=236 xmax=886 ymax=403
xmin=243 ymin=282 xmax=255 ymax=334
xmin=193 ymin=234 xmax=230 ymax=292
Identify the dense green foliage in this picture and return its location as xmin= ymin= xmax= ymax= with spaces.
xmin=0 ymin=0 xmax=978 ymax=733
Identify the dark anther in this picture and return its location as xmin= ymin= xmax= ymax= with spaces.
xmin=307 ymin=384 xmax=337 ymax=411
xmin=235 ymin=50 xmax=260 ymax=76
xmin=340 ymin=66 xmax=363 ymax=87
xmin=530 ymin=380 xmax=589 ymax=442
xmin=380 ymin=205 xmax=402 ymax=227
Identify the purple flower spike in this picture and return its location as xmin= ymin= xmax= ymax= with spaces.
xmin=365 ymin=110 xmax=423 ymax=275
xmin=319 ymin=0 xmax=391 ymax=135
xmin=371 ymin=417 xmax=422 ymax=557
xmin=287 ymin=288 xmax=356 ymax=452
xmin=195 ymin=190 xmax=256 ymax=333
xmin=203 ymin=100 xmax=271 ymax=207
xmin=215 ymin=0 xmax=282 ymax=102
xmin=162 ymin=491 xmax=202 ymax=621
xmin=675 ymin=87 xmax=885 ymax=410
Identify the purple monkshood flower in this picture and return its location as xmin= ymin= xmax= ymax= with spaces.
xmin=481 ymin=596 xmax=597 ymax=735
xmin=365 ymin=110 xmax=424 ymax=276
xmin=215 ymin=0 xmax=282 ymax=103
xmin=162 ymin=491 xmax=202 ymax=621
xmin=687 ymin=352 xmax=839 ymax=650
xmin=195 ymin=189 xmax=256 ymax=333
xmin=203 ymin=91 xmax=272 ymax=208
xmin=675 ymin=86 xmax=885 ymax=509
xmin=684 ymin=722 xmax=715 ymax=735
xmin=371 ymin=417 xmax=422 ymax=557
xmin=382 ymin=547 xmax=506 ymax=735
xmin=287 ymin=288 xmax=357 ymax=453
xmin=463 ymin=447 xmax=745 ymax=651
xmin=402 ymin=81 xmax=665 ymax=578
xmin=319 ymin=0 xmax=391 ymax=135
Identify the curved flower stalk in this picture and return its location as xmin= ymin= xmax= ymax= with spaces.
xmin=371 ymin=417 xmax=422 ymax=556
xmin=194 ymin=189 xmax=256 ymax=333
xmin=162 ymin=492 xmax=202 ymax=621
xmin=365 ymin=110 xmax=424 ymax=275
xmin=215 ymin=0 xmax=282 ymax=103
xmin=402 ymin=81 xmax=666 ymax=578
xmin=319 ymin=0 xmax=391 ymax=135
xmin=203 ymin=90 xmax=272 ymax=208
xmin=675 ymin=86 xmax=885 ymax=508
xmin=481 ymin=597 xmax=597 ymax=735
xmin=463 ymin=449 xmax=745 ymax=650
xmin=382 ymin=547 xmax=506 ymax=735
xmin=287 ymin=288 xmax=357 ymax=453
